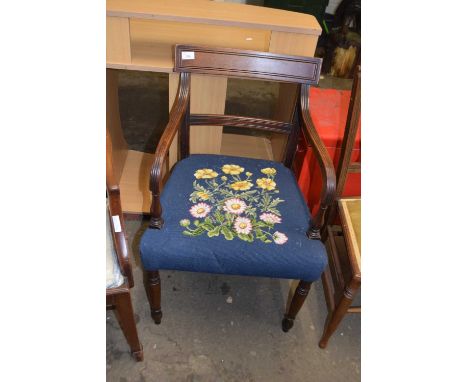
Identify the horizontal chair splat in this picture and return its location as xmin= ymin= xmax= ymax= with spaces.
xmin=190 ymin=114 xmax=292 ymax=134
xmin=175 ymin=45 xmax=322 ymax=85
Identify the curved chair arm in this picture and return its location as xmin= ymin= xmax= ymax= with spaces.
xmin=300 ymin=84 xmax=336 ymax=240
xmin=107 ymin=128 xmax=134 ymax=287
xmin=149 ymin=72 xmax=190 ymax=229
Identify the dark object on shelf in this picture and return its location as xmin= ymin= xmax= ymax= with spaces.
xmin=321 ymin=0 xmax=361 ymax=78
xmin=320 ymin=64 xmax=361 ymax=348
xmin=264 ymin=0 xmax=330 ymax=27
xmin=140 ymin=45 xmax=337 ymax=334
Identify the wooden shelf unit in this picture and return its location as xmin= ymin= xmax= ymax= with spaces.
xmin=107 ymin=0 xmax=321 ymax=214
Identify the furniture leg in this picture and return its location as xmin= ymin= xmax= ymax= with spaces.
xmin=113 ymin=292 xmax=144 ymax=361
xmin=282 ymin=280 xmax=312 ymax=332
xmin=319 ymin=278 xmax=360 ymax=348
xmin=147 ymin=271 xmax=162 ymax=324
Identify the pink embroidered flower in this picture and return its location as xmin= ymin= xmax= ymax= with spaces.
xmin=189 ymin=203 xmax=211 ymax=218
xmin=234 ymin=217 xmax=252 ymax=235
xmin=259 ymin=213 xmax=282 ymax=224
xmin=223 ymin=198 xmax=247 ymax=214
xmin=273 ymin=231 xmax=288 ymax=245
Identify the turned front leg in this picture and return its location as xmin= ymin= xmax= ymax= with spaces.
xmin=146 ymin=271 xmax=162 ymax=324
xmin=282 ymin=280 xmax=312 ymax=332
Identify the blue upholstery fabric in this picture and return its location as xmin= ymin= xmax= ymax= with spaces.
xmin=140 ymin=155 xmax=327 ymax=282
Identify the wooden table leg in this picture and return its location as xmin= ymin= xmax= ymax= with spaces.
xmin=319 ymin=277 xmax=360 ymax=348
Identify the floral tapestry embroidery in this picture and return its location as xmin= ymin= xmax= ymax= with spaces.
xmin=179 ymin=164 xmax=288 ymax=245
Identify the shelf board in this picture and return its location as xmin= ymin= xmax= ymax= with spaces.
xmin=107 ymin=0 xmax=321 ymax=36
xmin=220 ymin=133 xmax=273 ymax=160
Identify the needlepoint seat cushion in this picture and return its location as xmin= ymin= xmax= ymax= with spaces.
xmin=140 ymin=154 xmax=327 ymax=282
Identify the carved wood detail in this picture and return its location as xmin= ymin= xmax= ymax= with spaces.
xmin=190 ymin=114 xmax=292 ymax=134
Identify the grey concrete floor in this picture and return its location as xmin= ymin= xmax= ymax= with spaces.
xmin=107 ymin=219 xmax=360 ymax=382
xmin=107 ymin=72 xmax=359 ymax=381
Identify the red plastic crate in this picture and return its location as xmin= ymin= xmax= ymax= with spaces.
xmin=294 ymin=87 xmax=361 ymax=215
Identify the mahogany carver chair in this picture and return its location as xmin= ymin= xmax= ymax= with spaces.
xmin=106 ymin=135 xmax=143 ymax=361
xmin=319 ymin=64 xmax=361 ymax=348
xmin=139 ymin=45 xmax=336 ymax=333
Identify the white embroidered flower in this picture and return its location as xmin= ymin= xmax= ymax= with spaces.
xmin=273 ymin=231 xmax=288 ymax=245
xmin=259 ymin=213 xmax=282 ymax=224
xmin=234 ymin=217 xmax=252 ymax=235
xmin=223 ymin=198 xmax=247 ymax=215
xmin=179 ymin=219 xmax=190 ymax=227
xmin=189 ymin=203 xmax=211 ymax=218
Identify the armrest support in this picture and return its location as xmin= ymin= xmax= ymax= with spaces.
xmin=149 ymin=72 xmax=190 ymax=229
xmin=300 ymin=84 xmax=336 ymax=240
xmin=106 ymin=130 xmax=134 ymax=287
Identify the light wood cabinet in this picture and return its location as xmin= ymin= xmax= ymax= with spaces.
xmin=106 ymin=0 xmax=321 ymax=213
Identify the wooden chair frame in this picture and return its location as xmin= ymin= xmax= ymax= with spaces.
xmin=145 ymin=45 xmax=336 ymax=332
xmin=106 ymin=131 xmax=143 ymax=361
xmin=319 ymin=64 xmax=361 ymax=348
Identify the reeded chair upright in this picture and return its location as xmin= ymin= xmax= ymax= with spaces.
xmin=106 ymin=131 xmax=143 ymax=361
xmin=139 ymin=45 xmax=336 ymax=332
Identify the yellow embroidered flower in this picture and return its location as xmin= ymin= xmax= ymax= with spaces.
xmin=261 ymin=168 xmax=277 ymax=176
xmin=194 ymin=168 xmax=218 ymax=179
xmin=230 ymin=181 xmax=253 ymax=191
xmin=256 ymin=178 xmax=276 ymax=190
xmin=197 ymin=191 xmax=210 ymax=200
xmin=222 ymin=164 xmax=244 ymax=175
xmin=245 ymin=172 xmax=252 ymax=177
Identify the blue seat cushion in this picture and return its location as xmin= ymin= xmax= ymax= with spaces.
xmin=140 ymin=154 xmax=327 ymax=282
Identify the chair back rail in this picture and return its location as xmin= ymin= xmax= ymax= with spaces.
xmin=190 ymin=114 xmax=292 ymax=134
xmin=174 ymin=45 xmax=322 ymax=85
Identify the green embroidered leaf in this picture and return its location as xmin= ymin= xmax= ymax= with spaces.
xmin=221 ymin=226 xmax=234 ymax=240
xmin=194 ymin=220 xmax=200 ymax=226
xmin=199 ymin=222 xmax=213 ymax=232
xmin=214 ymin=210 xmax=225 ymax=223
xmin=267 ymin=207 xmax=281 ymax=216
xmin=207 ymin=226 xmax=221 ymax=237
xmin=245 ymin=206 xmax=257 ymax=217
xmin=255 ymin=221 xmax=269 ymax=228
xmin=183 ymin=226 xmax=205 ymax=236
xmin=269 ymin=197 xmax=285 ymax=207
xmin=238 ymin=233 xmax=254 ymax=242
xmin=254 ymin=229 xmax=267 ymax=240
xmin=225 ymin=213 xmax=235 ymax=225
xmin=203 ymin=218 xmax=216 ymax=231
